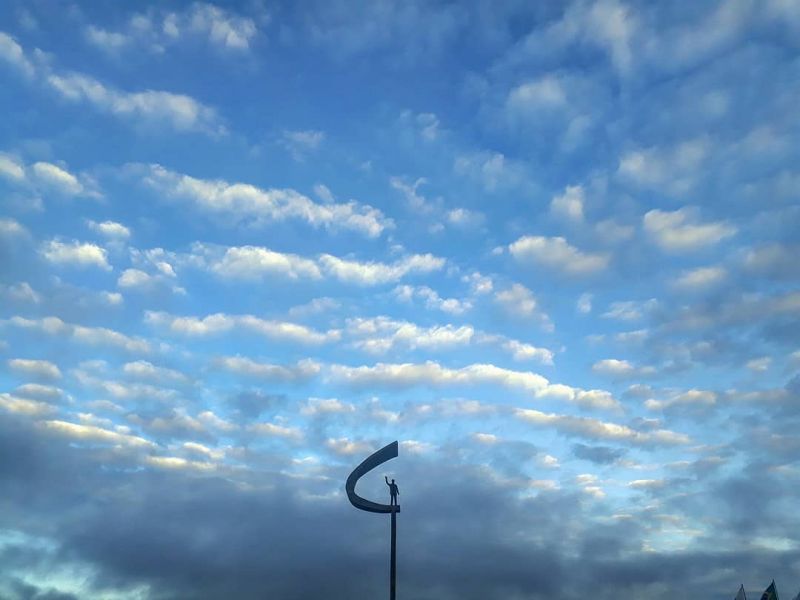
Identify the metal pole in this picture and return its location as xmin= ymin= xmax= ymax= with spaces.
xmin=390 ymin=506 xmax=396 ymax=600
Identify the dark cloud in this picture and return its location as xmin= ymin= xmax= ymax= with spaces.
xmin=571 ymin=443 xmax=625 ymax=465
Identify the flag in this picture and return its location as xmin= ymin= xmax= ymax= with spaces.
xmin=735 ymin=584 xmax=747 ymax=600
xmin=761 ymin=580 xmax=779 ymax=600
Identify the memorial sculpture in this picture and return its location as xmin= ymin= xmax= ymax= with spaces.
xmin=346 ymin=441 xmax=400 ymax=600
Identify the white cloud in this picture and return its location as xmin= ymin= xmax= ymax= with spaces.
xmin=1 ymin=282 xmax=41 ymax=304
xmin=301 ymin=397 xmax=355 ymax=416
xmin=746 ymin=357 xmax=771 ymax=372
xmin=453 ymin=151 xmax=528 ymax=193
xmin=2 ymin=33 xmax=223 ymax=134
xmin=249 ymin=421 xmax=304 ymax=441
xmin=462 ymin=271 xmax=493 ymax=295
xmin=40 ymin=419 xmax=154 ymax=447
xmin=281 ymin=129 xmax=324 ymax=161
xmin=509 ymin=235 xmax=609 ymax=275
xmin=742 ymin=243 xmax=800 ymax=280
xmin=318 ymin=253 xmax=444 ymax=285
xmin=216 ymin=356 xmax=321 ymax=382
xmin=0 ymin=32 xmax=35 ymax=77
xmin=501 ymin=340 xmax=554 ymax=365
xmin=0 ymin=218 xmax=29 ymax=237
xmin=617 ymin=138 xmax=709 ymax=195
xmin=643 ymin=207 xmax=736 ymax=252
xmin=592 ymin=358 xmax=655 ymax=379
xmin=40 ymin=239 xmax=111 ymax=270
xmin=88 ymin=220 xmax=131 ymax=239
xmin=14 ymin=383 xmax=63 ymax=400
xmin=644 ymin=389 xmax=718 ymax=411
xmin=145 ymin=311 xmax=339 ymax=345
xmin=602 ymin=299 xmax=657 ymax=321
xmin=393 ymin=285 xmax=472 ymax=315
xmin=550 ymin=185 xmax=585 ymax=222
xmin=122 ymin=360 xmax=188 ymax=384
xmin=0 ymin=393 xmax=56 ymax=416
xmin=0 ymin=153 xmax=26 ymax=181
xmin=672 ymin=266 xmax=727 ymax=291
xmin=8 ymin=358 xmax=62 ymax=380
xmin=199 ymin=245 xmax=322 ymax=280
xmin=326 ymin=437 xmax=373 ymax=456
xmin=86 ymin=5 xmax=259 ymax=56
xmin=577 ymin=293 xmax=593 ymax=314
xmin=328 ymin=360 xmax=615 ymax=410
xmin=31 ymin=162 xmax=84 ymax=195
xmin=140 ymin=164 xmax=391 ymax=238
xmin=507 ymin=76 xmax=567 ymax=112
xmin=346 ymin=316 xmax=475 ymax=354
xmin=46 ymin=72 xmax=224 ymax=135
xmin=514 ymin=408 xmax=690 ymax=446
xmin=6 ymin=316 xmax=152 ymax=353
xmin=495 ymin=283 xmax=538 ymax=317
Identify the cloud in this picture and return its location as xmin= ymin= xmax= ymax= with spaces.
xmin=39 ymin=419 xmax=154 ymax=448
xmin=86 ymin=3 xmax=260 ymax=56
xmin=0 ymin=153 xmax=26 ymax=181
xmin=617 ymin=138 xmax=710 ymax=195
xmin=194 ymin=244 xmax=323 ymax=280
xmin=281 ymin=129 xmax=325 ymax=161
xmin=0 ymin=218 xmax=29 ymax=238
xmin=507 ymin=75 xmax=567 ymax=112
xmin=30 ymin=161 xmax=84 ymax=195
xmin=393 ymin=285 xmax=472 ymax=314
xmin=592 ymin=358 xmax=656 ymax=379
xmin=5 ymin=316 xmax=152 ymax=353
xmin=671 ymin=266 xmax=727 ymax=291
xmin=145 ymin=311 xmax=339 ymax=345
xmin=0 ymin=282 xmax=41 ymax=304
xmin=87 ymin=220 xmax=130 ymax=239
xmin=215 ymin=356 xmax=321 ymax=382
xmin=643 ymin=208 xmax=736 ymax=252
xmin=2 ymin=32 xmax=223 ymax=134
xmin=577 ymin=293 xmax=593 ymax=314
xmin=328 ymin=360 xmax=616 ymax=410
xmin=7 ymin=358 xmax=62 ymax=380
xmin=602 ymin=299 xmax=657 ymax=321
xmin=318 ymin=253 xmax=444 ymax=285
xmin=139 ymin=164 xmax=391 ymax=238
xmin=0 ymin=31 xmax=35 ymax=76
xmin=39 ymin=240 xmax=111 ymax=270
xmin=742 ymin=243 xmax=800 ymax=280
xmin=509 ymin=235 xmax=609 ymax=275
xmin=515 ymin=408 xmax=690 ymax=446
xmin=122 ymin=360 xmax=188 ymax=384
xmin=0 ymin=153 xmax=100 ymax=199
xmin=550 ymin=185 xmax=585 ymax=222
xmin=346 ymin=316 xmax=474 ymax=354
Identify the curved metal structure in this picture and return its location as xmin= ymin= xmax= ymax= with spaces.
xmin=345 ymin=440 xmax=400 ymax=513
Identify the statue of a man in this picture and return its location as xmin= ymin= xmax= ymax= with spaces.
xmin=385 ymin=476 xmax=399 ymax=506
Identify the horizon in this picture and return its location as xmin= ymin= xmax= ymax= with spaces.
xmin=1 ymin=1 xmax=799 ymax=599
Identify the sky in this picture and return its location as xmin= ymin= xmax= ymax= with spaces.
xmin=1 ymin=1 xmax=799 ymax=598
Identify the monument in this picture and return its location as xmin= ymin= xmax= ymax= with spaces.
xmin=346 ymin=440 xmax=400 ymax=600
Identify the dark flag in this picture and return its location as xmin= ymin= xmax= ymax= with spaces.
xmin=761 ymin=580 xmax=779 ymax=600
xmin=736 ymin=584 xmax=747 ymax=600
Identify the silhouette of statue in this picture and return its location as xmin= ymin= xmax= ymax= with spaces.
xmin=385 ymin=476 xmax=399 ymax=506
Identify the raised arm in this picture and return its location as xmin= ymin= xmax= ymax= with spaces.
xmin=385 ymin=475 xmax=390 ymax=485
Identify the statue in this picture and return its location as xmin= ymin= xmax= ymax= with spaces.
xmin=385 ymin=476 xmax=399 ymax=506
xmin=346 ymin=441 xmax=400 ymax=599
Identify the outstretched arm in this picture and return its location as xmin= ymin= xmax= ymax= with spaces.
xmin=385 ymin=476 xmax=390 ymax=485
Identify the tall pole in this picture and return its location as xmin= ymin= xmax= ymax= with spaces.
xmin=390 ymin=506 xmax=397 ymax=600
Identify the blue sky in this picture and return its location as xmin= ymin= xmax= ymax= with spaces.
xmin=1 ymin=1 xmax=799 ymax=598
